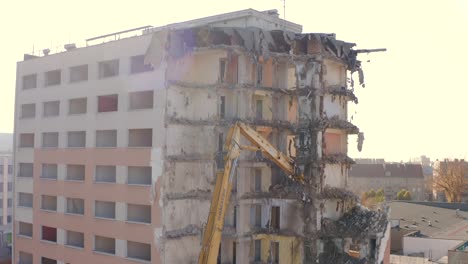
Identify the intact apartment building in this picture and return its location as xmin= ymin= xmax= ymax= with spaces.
xmin=0 ymin=153 xmax=13 ymax=246
xmin=14 ymin=9 xmax=389 ymax=263
xmin=348 ymin=162 xmax=426 ymax=201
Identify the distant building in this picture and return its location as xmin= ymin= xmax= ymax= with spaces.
xmin=389 ymin=201 xmax=468 ymax=262
xmin=0 ymin=153 xmax=12 ymax=246
xmin=348 ymin=162 xmax=425 ymax=200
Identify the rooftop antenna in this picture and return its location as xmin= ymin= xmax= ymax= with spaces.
xmin=282 ymin=0 xmax=286 ymax=19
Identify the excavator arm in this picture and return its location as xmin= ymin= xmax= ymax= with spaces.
xmin=198 ymin=122 xmax=303 ymax=264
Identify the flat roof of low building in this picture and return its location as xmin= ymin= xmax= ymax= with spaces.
xmin=389 ymin=201 xmax=468 ymax=240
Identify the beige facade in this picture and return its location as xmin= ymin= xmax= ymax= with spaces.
xmin=14 ymin=9 xmax=388 ymax=264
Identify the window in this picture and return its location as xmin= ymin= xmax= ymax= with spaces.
xmin=233 ymin=242 xmax=237 ymax=264
xmin=41 ymin=257 xmax=57 ymax=264
xmin=127 ymin=204 xmax=151 ymax=223
xmin=219 ymin=59 xmax=226 ymax=83
xmin=66 ymin=165 xmax=85 ymax=181
xmin=127 ymin=241 xmax=151 ymax=261
xmin=43 ymin=101 xmax=60 ymax=117
xmin=67 ymin=131 xmax=86 ymax=148
xmin=254 ymin=240 xmax=261 ymax=261
xmin=8 ymin=199 xmax=11 ymax=208
xmin=128 ymin=129 xmax=152 ymax=147
xmin=95 ymin=166 xmax=116 ymax=183
xmin=98 ymin=59 xmax=119 ymax=78
xmin=19 ymin=163 xmax=33 ymax=178
xmin=69 ymin=97 xmax=87 ymax=114
xmin=256 ymin=64 xmax=263 ymax=86
xmin=41 ymin=226 xmax=57 ymax=243
xmin=271 ymin=206 xmax=280 ymax=230
xmin=41 ymin=195 xmax=57 ymax=211
xmin=18 ymin=222 xmax=33 ymax=237
xmin=18 ymin=193 xmax=33 ymax=208
xmin=7 ymin=183 xmax=11 ymax=191
xmin=8 ymin=165 xmax=12 ymax=174
xmin=42 ymin=132 xmax=59 ymax=148
xmin=7 ymin=215 xmax=11 ymax=223
xmin=19 ymin=133 xmax=34 ymax=148
xmin=66 ymin=230 xmax=84 ymax=248
xmin=66 ymin=198 xmax=84 ymax=215
xmin=127 ymin=166 xmax=151 ymax=185
xmin=21 ymin=103 xmax=36 ymax=119
xmin=94 ymin=235 xmax=115 ymax=254
xmin=95 ymin=130 xmax=117 ymax=147
xmin=130 ymin=55 xmax=153 ymax=74
xmin=250 ymin=204 xmax=261 ymax=228
xmin=254 ymin=169 xmax=262 ymax=192
xmin=22 ymin=74 xmax=37 ymax=90
xmin=95 ymin=201 xmax=115 ymax=219
xmin=233 ymin=206 xmax=237 ymax=228
xmin=129 ymin=90 xmax=154 ymax=110
xmin=271 ymin=242 xmax=279 ymax=264
xmin=70 ymin=65 xmax=88 ymax=83
xmin=41 ymin=164 xmax=57 ymax=180
xmin=220 ymin=96 xmax=225 ymax=119
xmin=19 ymin=251 xmax=33 ymax=264
xmin=45 ymin=70 xmax=61 ymax=86
xmin=98 ymin=94 xmax=118 ymax=112
xmin=256 ymin=99 xmax=263 ymax=119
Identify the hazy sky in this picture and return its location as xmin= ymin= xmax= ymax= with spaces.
xmin=1 ymin=0 xmax=467 ymax=162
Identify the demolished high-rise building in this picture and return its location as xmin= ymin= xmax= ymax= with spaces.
xmin=13 ymin=8 xmax=389 ymax=264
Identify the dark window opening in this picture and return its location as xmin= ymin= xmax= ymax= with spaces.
xmin=70 ymin=65 xmax=88 ymax=83
xmin=271 ymin=242 xmax=279 ymax=264
xmin=98 ymin=94 xmax=118 ymax=112
xmin=254 ymin=169 xmax=262 ymax=192
xmin=98 ymin=59 xmax=119 ymax=78
xmin=256 ymin=99 xmax=263 ymax=120
xmin=219 ymin=59 xmax=226 ymax=83
xmin=45 ymin=70 xmax=61 ymax=86
xmin=129 ymin=90 xmax=154 ymax=110
xmin=23 ymin=74 xmax=37 ymax=90
xmin=41 ymin=226 xmax=57 ymax=242
xmin=254 ymin=240 xmax=261 ymax=261
xmin=256 ymin=64 xmax=263 ymax=86
xmin=220 ymin=96 xmax=226 ymax=119
xmin=130 ymin=55 xmax=153 ymax=74
xmin=233 ymin=242 xmax=237 ymax=264
xmin=271 ymin=206 xmax=280 ymax=230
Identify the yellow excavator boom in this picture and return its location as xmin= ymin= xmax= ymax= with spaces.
xmin=198 ymin=122 xmax=303 ymax=264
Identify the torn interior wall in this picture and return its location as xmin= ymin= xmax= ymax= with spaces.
xmin=144 ymin=24 xmax=388 ymax=264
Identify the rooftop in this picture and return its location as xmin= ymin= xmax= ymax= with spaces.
xmin=389 ymin=201 xmax=468 ymax=240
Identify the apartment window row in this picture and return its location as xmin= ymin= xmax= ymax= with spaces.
xmin=0 ymin=164 xmax=13 ymax=175
xmin=37 ymin=196 xmax=151 ymax=223
xmin=34 ymin=163 xmax=151 ymax=185
xmin=20 ymin=90 xmax=154 ymax=119
xmin=21 ymin=55 xmax=154 ymax=90
xmin=18 ymin=128 xmax=153 ymax=148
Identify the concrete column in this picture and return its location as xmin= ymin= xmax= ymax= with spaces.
xmin=116 ymin=239 xmax=126 ymax=258
xmin=116 ymin=202 xmax=126 ymax=221
xmin=58 ymin=164 xmax=66 ymax=180
xmin=116 ymin=166 xmax=126 ymax=184
xmin=57 ymin=196 xmax=65 ymax=213
xmin=57 ymin=228 xmax=65 ymax=245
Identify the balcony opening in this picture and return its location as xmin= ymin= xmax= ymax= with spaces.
xmin=42 ymin=132 xmax=59 ymax=148
xmin=324 ymin=132 xmax=343 ymax=155
xmin=41 ymin=226 xmax=57 ymax=243
xmin=95 ymin=201 xmax=115 ymax=219
xmin=254 ymin=239 xmax=261 ymax=262
xmin=18 ymin=222 xmax=33 ymax=237
xmin=66 ymin=198 xmax=84 ymax=215
xmin=256 ymin=64 xmax=263 ymax=86
xmin=128 ymin=129 xmax=152 ymax=147
xmin=96 ymin=130 xmax=117 ymax=147
xmin=41 ymin=195 xmax=57 ymax=211
xmin=233 ymin=206 xmax=237 ymax=228
xmin=22 ymin=74 xmax=37 ymax=90
xmin=41 ymin=257 xmax=57 ymax=264
xmin=233 ymin=242 xmax=236 ymax=264
xmin=66 ymin=230 xmax=84 ymax=248
xmin=253 ymin=168 xmax=262 ymax=192
xmin=21 ymin=103 xmax=36 ymax=119
xmin=226 ymin=55 xmax=239 ymax=84
xmin=219 ymin=59 xmax=226 ymax=83
xmin=98 ymin=94 xmax=118 ymax=112
xmin=271 ymin=206 xmax=280 ymax=230
xmin=19 ymin=133 xmax=34 ymax=148
xmin=98 ymin=59 xmax=119 ymax=78
xmin=130 ymin=55 xmax=153 ymax=74
xmin=19 ymin=251 xmax=33 ymax=264
xmin=127 ymin=240 xmax=151 ymax=261
xmin=127 ymin=204 xmax=151 ymax=223
xmin=250 ymin=204 xmax=262 ymax=228
xmin=127 ymin=166 xmax=151 ymax=185
xmin=70 ymin=64 xmax=88 ymax=83
xmin=129 ymin=90 xmax=154 ymax=110
xmin=69 ymin=97 xmax=87 ymax=115
xmin=41 ymin=164 xmax=57 ymax=180
xmin=18 ymin=192 xmax=33 ymax=208
xmin=67 ymin=131 xmax=86 ymax=148
xmin=94 ymin=235 xmax=115 ymax=254
xmin=43 ymin=101 xmax=60 ymax=117
xmin=19 ymin=163 xmax=33 ymax=178
xmin=66 ymin=165 xmax=85 ymax=181
xmin=45 ymin=70 xmax=61 ymax=86
xmin=220 ymin=96 xmax=225 ymax=119
xmin=95 ymin=165 xmax=116 ymax=183
xmin=271 ymin=242 xmax=279 ymax=264
xmin=256 ymin=99 xmax=263 ymax=120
